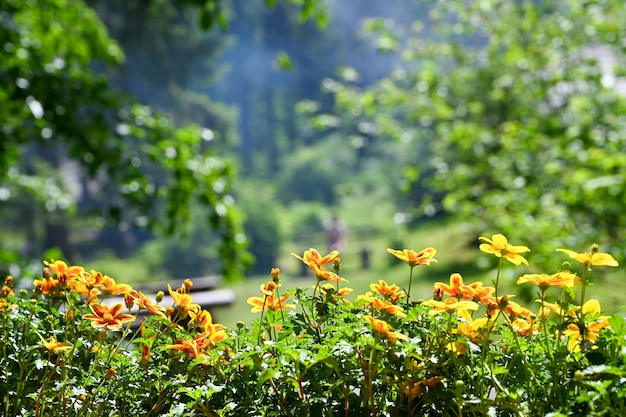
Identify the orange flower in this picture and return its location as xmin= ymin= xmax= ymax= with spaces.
xmin=101 ymin=276 xmax=133 ymax=295
xmin=386 ymin=247 xmax=437 ymax=267
xmin=166 ymin=334 xmax=206 ymax=359
xmin=402 ymin=377 xmax=444 ymax=400
xmin=516 ymin=271 xmax=579 ymax=291
xmin=309 ymin=263 xmax=347 ymax=282
xmin=43 ymin=260 xmax=84 ymax=281
xmin=291 ymin=248 xmax=339 ymax=268
xmin=247 ymin=293 xmax=295 ymax=313
xmin=556 ymin=247 xmax=618 ymax=268
xmin=166 ymin=329 xmax=227 ymax=359
xmin=364 ymin=315 xmax=407 ymax=343
xmin=434 ymin=273 xmax=466 ymax=299
xmin=74 ymin=270 xmax=106 ymax=289
xmin=480 ymin=295 xmax=529 ymax=319
xmin=421 ymin=298 xmax=479 ymax=316
xmin=188 ymin=308 xmax=225 ymax=333
xmin=168 ymin=284 xmax=201 ymax=318
xmin=479 ymin=234 xmax=530 ymax=266
xmin=369 ymin=297 xmax=406 ymax=318
xmin=125 ymin=290 xmax=167 ymax=318
xmin=0 ymin=298 xmax=17 ymax=312
xmin=370 ymin=280 xmax=404 ymax=303
xmin=462 ymin=282 xmax=495 ymax=303
xmin=33 ymin=277 xmax=61 ymax=295
xmin=83 ymin=303 xmax=135 ymax=330
xmin=510 ymin=317 xmax=539 ymax=336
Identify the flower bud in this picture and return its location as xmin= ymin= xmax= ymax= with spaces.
xmin=0 ymin=286 xmax=13 ymax=297
xmin=105 ymin=368 xmax=116 ymax=380
xmin=333 ymin=257 xmax=342 ymax=272
xmin=271 ymin=268 xmax=280 ymax=283
xmin=155 ymin=291 xmax=164 ymax=303
xmin=141 ymin=345 xmax=150 ymax=364
xmin=98 ymin=330 xmax=108 ymax=342
xmin=591 ymin=244 xmax=599 ymax=253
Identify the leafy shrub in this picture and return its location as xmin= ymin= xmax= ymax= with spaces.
xmin=1 ymin=234 xmax=624 ymax=416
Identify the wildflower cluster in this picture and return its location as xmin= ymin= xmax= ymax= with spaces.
xmin=1 ymin=235 xmax=624 ymax=416
xmin=1 ymin=260 xmax=226 ymax=416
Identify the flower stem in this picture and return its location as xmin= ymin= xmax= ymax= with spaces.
xmin=406 ymin=266 xmax=415 ymax=307
xmin=494 ymin=256 xmax=504 ymax=300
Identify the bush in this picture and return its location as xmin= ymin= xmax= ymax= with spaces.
xmin=1 ymin=234 xmax=624 ymax=416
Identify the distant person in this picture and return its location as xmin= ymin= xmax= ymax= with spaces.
xmin=324 ymin=215 xmax=347 ymax=252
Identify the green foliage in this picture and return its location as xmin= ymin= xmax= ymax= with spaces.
xmin=308 ymin=0 xmax=626 ymax=268
xmin=2 ymin=235 xmax=624 ymax=416
xmin=0 ymin=0 xmax=255 ymax=280
xmin=276 ymin=144 xmax=343 ymax=205
xmin=238 ymin=182 xmax=285 ymax=275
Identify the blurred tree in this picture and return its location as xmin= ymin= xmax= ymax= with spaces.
xmin=0 ymin=0 xmax=326 ymax=279
xmin=308 ymin=0 xmax=626 ymax=266
xmin=210 ymin=0 xmax=403 ymax=179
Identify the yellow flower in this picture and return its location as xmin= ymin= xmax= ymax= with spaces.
xmin=364 ymin=315 xmax=407 ymax=343
xmin=421 ymin=299 xmax=479 ymax=316
xmin=319 ymin=284 xmax=353 ymax=303
xmin=556 ymin=247 xmax=618 ymax=267
xmin=536 ymin=300 xmax=565 ymax=318
xmin=36 ymin=332 xmax=73 ymax=353
xmin=516 ymin=271 xmax=579 ymax=291
xmin=479 ymin=234 xmax=530 ymax=266
xmin=456 ymin=309 xmax=494 ymax=342
xmin=564 ymin=318 xmax=611 ymax=352
xmin=386 ymin=247 xmax=437 ymax=267
xmin=188 ymin=308 xmax=225 ymax=333
xmin=260 ymin=280 xmax=279 ymax=296
xmin=168 ymin=284 xmax=201 ymax=318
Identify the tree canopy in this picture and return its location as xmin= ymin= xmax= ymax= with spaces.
xmin=0 ymin=0 xmax=325 ymax=279
xmin=310 ymin=0 xmax=626 ymax=265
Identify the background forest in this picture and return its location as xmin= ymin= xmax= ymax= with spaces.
xmin=2 ymin=0 xmax=626 ymax=325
